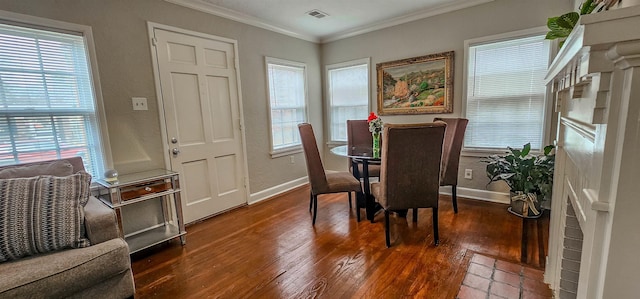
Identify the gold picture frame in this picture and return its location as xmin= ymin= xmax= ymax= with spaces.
xmin=376 ymin=51 xmax=454 ymax=115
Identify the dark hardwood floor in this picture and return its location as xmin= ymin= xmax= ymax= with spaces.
xmin=131 ymin=186 xmax=549 ymax=298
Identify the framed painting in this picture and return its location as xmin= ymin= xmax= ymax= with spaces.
xmin=376 ymin=51 xmax=454 ymax=115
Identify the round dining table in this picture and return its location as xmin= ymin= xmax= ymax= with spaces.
xmin=330 ymin=145 xmax=381 ymax=222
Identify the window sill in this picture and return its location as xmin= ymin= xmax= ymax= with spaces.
xmin=270 ymin=146 xmax=303 ymax=158
xmin=461 ymin=148 xmax=507 ymax=158
xmin=462 ymin=147 xmax=545 ymax=158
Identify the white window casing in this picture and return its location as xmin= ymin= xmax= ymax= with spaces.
xmin=265 ymin=57 xmax=308 ymax=157
xmin=326 ymin=58 xmax=370 ymax=144
xmin=0 ymin=10 xmax=112 ymax=178
xmin=463 ymin=27 xmax=552 ymax=153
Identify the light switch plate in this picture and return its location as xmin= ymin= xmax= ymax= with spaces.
xmin=132 ymin=97 xmax=148 ymax=111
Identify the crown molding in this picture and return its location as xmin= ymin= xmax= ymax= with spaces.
xmin=166 ymin=0 xmax=495 ymax=44
xmin=321 ymin=0 xmax=495 ymax=43
xmin=165 ymin=0 xmax=319 ymax=43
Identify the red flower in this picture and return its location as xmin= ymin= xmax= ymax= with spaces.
xmin=367 ymin=112 xmax=383 ymax=134
xmin=367 ymin=112 xmax=378 ymax=123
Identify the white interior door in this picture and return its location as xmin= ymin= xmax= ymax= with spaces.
xmin=152 ymin=27 xmax=247 ymax=223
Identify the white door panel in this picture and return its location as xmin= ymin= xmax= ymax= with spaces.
xmin=153 ymin=28 xmax=247 ymax=223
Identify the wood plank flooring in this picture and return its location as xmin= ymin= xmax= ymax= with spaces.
xmin=131 ymin=186 xmax=549 ymax=298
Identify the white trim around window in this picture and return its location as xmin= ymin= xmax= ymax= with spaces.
xmin=265 ymin=57 xmax=308 ymax=158
xmin=0 ymin=9 xmax=113 ymax=177
xmin=462 ymin=26 xmax=553 ymax=154
xmin=325 ymin=57 xmax=370 ymax=145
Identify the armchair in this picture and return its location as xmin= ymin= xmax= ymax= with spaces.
xmin=299 ymin=123 xmax=363 ymax=224
xmin=0 ymin=157 xmax=135 ymax=298
xmin=371 ymin=123 xmax=446 ymax=247
xmin=434 ymin=118 xmax=468 ymax=213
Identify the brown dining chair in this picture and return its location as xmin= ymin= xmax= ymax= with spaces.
xmin=298 ymin=123 xmax=363 ymax=225
xmin=347 ymin=120 xmax=381 ymax=178
xmin=434 ymin=118 xmax=469 ymax=214
xmin=371 ymin=122 xmax=446 ymax=247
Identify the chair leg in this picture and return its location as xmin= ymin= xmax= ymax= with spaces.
xmin=356 ymin=192 xmax=361 ymax=222
xmin=384 ymin=210 xmax=391 ymax=247
xmin=348 ymin=192 xmax=352 ymax=209
xmin=452 ymin=185 xmax=458 ymax=214
xmin=312 ymin=195 xmax=318 ymax=225
xmin=432 ymin=207 xmax=439 ymax=246
xmin=413 ymin=208 xmax=418 ymax=223
xmin=309 ymin=192 xmax=313 ymax=212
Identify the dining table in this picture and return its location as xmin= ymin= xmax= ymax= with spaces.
xmin=330 ymin=145 xmax=381 ymax=222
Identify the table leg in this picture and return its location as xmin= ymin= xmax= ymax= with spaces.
xmin=351 ymin=159 xmax=363 ymax=221
xmin=361 ymin=160 xmax=376 ymax=222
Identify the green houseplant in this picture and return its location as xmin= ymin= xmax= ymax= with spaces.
xmin=484 ymin=143 xmax=555 ymax=217
xmin=546 ymin=0 xmax=598 ymax=47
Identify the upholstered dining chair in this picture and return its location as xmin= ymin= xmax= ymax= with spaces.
xmin=434 ymin=118 xmax=469 ymax=214
xmin=298 ymin=123 xmax=363 ymax=225
xmin=371 ymin=122 xmax=446 ymax=247
xmin=347 ymin=120 xmax=381 ymax=178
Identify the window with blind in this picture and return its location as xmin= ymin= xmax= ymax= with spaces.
xmin=266 ymin=57 xmax=307 ymax=156
xmin=327 ymin=58 xmax=369 ymax=143
xmin=464 ymin=33 xmax=551 ymax=151
xmin=0 ymin=20 xmax=107 ymax=177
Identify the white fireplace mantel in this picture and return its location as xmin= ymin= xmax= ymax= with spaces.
xmin=544 ymin=5 xmax=640 ymax=299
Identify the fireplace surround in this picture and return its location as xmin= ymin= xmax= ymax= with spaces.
xmin=544 ymin=5 xmax=640 ymax=298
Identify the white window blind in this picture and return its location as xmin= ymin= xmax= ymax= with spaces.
xmin=266 ymin=58 xmax=307 ymax=153
xmin=327 ymin=61 xmax=369 ymax=142
xmin=0 ymin=22 xmax=105 ymax=177
xmin=465 ymin=35 xmax=550 ymax=150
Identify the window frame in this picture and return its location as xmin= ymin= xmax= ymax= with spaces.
xmin=462 ymin=26 xmax=554 ymax=156
xmin=264 ymin=56 xmax=309 ymax=158
xmin=0 ymin=9 xmax=113 ymax=175
xmin=325 ymin=57 xmax=370 ymax=145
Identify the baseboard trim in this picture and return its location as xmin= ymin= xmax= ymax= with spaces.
xmin=249 ymin=176 xmax=308 ymax=205
xmin=248 ymin=177 xmax=509 ymax=206
xmin=439 ymin=186 xmax=510 ymax=204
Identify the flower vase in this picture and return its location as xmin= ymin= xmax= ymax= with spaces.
xmin=372 ymin=132 xmax=381 ymax=159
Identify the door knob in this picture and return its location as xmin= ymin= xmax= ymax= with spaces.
xmin=171 ymin=137 xmax=178 ymax=144
xmin=172 ymin=148 xmax=180 ymax=155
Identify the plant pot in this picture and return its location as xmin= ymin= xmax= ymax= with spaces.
xmin=509 ymin=191 xmax=543 ymax=218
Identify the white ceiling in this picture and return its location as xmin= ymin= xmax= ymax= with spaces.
xmin=166 ymin=0 xmax=494 ymax=43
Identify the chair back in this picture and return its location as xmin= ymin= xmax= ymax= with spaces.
xmin=347 ymin=120 xmax=372 ymax=150
xmin=298 ymin=123 xmax=328 ymax=194
xmin=0 ymin=156 xmax=85 ymax=175
xmin=379 ymin=122 xmax=446 ymax=210
xmin=347 ymin=119 xmax=371 ymax=172
xmin=434 ymin=118 xmax=469 ymax=186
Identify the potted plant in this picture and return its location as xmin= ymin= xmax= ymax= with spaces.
xmin=483 ymin=143 xmax=555 ymax=218
xmin=546 ymin=0 xmax=618 ymax=47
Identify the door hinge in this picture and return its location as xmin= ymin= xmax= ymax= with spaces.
xmin=238 ymin=118 xmax=243 ymax=131
xmin=151 ymin=37 xmax=158 ymax=47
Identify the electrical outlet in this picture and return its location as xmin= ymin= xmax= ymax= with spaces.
xmin=464 ymin=169 xmax=473 ymax=179
xmin=132 ymin=97 xmax=148 ymax=111
xmin=290 ymin=155 xmax=295 ymax=164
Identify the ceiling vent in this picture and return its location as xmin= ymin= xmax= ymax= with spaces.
xmin=307 ymin=9 xmax=329 ymax=19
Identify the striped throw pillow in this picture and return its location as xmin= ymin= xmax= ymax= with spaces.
xmin=0 ymin=172 xmax=92 ymax=262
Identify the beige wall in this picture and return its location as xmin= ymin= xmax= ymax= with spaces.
xmin=0 ymin=0 xmax=321 ymax=194
xmin=321 ymin=0 xmax=573 ymax=193
xmin=0 ymin=0 xmax=574 ymax=197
